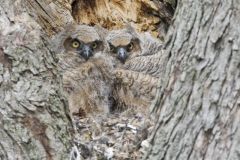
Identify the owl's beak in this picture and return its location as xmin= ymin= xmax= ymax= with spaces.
xmin=117 ymin=47 xmax=128 ymax=63
xmin=78 ymin=45 xmax=93 ymax=60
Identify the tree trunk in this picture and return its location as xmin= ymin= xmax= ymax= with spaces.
xmin=0 ymin=0 xmax=73 ymax=159
xmin=146 ymin=0 xmax=240 ymax=159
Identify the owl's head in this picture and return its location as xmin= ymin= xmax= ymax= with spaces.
xmin=61 ymin=24 xmax=106 ymax=61
xmin=106 ymin=26 xmax=142 ymax=64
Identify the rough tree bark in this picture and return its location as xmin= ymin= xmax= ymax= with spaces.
xmin=0 ymin=0 xmax=73 ymax=159
xmin=146 ymin=0 xmax=240 ymax=159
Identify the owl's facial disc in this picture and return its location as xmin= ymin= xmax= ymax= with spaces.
xmin=109 ymin=41 xmax=135 ymax=63
xmin=117 ymin=47 xmax=128 ymax=63
xmin=70 ymin=39 xmax=102 ymax=60
xmin=77 ymin=44 xmax=93 ymax=61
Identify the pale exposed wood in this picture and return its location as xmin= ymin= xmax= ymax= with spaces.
xmin=71 ymin=0 xmax=175 ymax=38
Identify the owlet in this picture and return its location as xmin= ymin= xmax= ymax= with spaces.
xmin=56 ymin=24 xmax=114 ymax=118
xmin=106 ymin=26 xmax=163 ymax=111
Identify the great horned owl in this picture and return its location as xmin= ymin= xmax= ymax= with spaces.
xmin=105 ymin=26 xmax=163 ymax=111
xmin=56 ymin=24 xmax=113 ymax=118
xmin=106 ymin=26 xmax=163 ymax=77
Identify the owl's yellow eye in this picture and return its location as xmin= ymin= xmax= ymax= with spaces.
xmin=110 ymin=46 xmax=114 ymax=52
xmin=92 ymin=42 xmax=98 ymax=49
xmin=72 ymin=40 xmax=80 ymax=48
xmin=128 ymin=42 xmax=134 ymax=51
xmin=108 ymin=43 xmax=115 ymax=52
